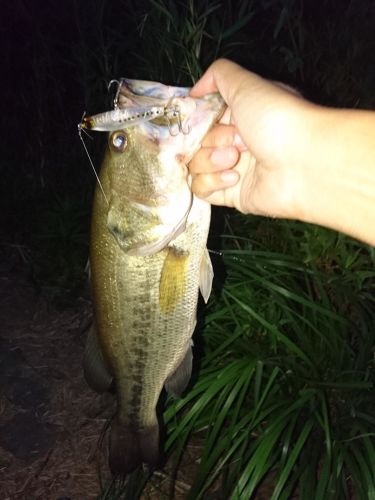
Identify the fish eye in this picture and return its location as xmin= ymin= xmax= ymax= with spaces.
xmin=109 ymin=131 xmax=128 ymax=152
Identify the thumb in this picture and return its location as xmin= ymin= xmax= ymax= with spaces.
xmin=190 ymin=59 xmax=246 ymax=107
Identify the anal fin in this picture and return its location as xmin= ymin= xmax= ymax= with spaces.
xmin=83 ymin=323 xmax=113 ymax=393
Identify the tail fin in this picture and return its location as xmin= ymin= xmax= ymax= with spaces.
xmin=109 ymin=417 xmax=159 ymax=475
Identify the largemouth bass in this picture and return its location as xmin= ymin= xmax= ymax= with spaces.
xmin=83 ymin=79 xmax=224 ymax=475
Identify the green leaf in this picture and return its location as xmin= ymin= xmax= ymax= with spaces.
xmin=271 ymin=419 xmax=314 ymax=499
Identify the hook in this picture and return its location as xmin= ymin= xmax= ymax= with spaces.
xmin=165 ymin=105 xmax=191 ymax=136
xmin=179 ymin=115 xmax=191 ymax=135
xmin=165 ymin=106 xmax=180 ymax=136
xmin=108 ymin=79 xmax=121 ymax=109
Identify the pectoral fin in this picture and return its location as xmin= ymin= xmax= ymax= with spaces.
xmin=107 ymin=203 xmax=187 ymax=256
xmin=83 ymin=324 xmax=113 ymax=393
xmin=199 ymin=248 xmax=214 ymax=303
xmin=164 ymin=343 xmax=193 ymax=397
xmin=159 ymin=246 xmax=189 ymax=314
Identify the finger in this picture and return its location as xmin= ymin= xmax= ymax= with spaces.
xmin=191 ymin=170 xmax=239 ymax=200
xmin=199 ymin=123 xmax=247 ymax=152
xmin=190 ymin=59 xmax=246 ymax=104
xmin=201 ymin=123 xmax=236 ymax=147
xmin=220 ymin=107 xmax=232 ymax=125
xmin=189 ymin=146 xmax=239 ymax=174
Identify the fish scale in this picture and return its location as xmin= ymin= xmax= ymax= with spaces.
xmin=84 ymin=79 xmax=225 ymax=475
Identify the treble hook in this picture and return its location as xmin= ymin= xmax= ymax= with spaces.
xmin=108 ymin=79 xmax=121 ymax=109
xmin=166 ymin=109 xmax=179 ymax=137
xmin=165 ymin=105 xmax=191 ymax=136
xmin=176 ymin=107 xmax=191 ymax=135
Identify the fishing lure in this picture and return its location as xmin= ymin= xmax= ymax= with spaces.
xmin=79 ymin=103 xmax=190 ymax=135
xmin=80 ymin=105 xmax=166 ymax=131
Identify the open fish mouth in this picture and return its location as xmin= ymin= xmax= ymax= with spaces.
xmin=79 ymin=78 xmax=224 ymax=139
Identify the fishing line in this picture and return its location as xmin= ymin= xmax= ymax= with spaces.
xmin=78 ymin=121 xmax=109 ymax=206
xmin=208 ymin=249 xmax=223 ymax=256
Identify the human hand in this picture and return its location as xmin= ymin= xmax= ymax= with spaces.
xmin=189 ymin=59 xmax=313 ymax=219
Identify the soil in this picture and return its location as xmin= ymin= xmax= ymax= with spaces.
xmin=0 ymin=257 xmax=114 ymax=499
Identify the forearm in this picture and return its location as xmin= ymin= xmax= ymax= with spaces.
xmin=295 ymin=106 xmax=375 ymax=246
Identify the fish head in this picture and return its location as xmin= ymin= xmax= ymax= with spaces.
xmin=99 ymin=80 xmax=225 ymax=256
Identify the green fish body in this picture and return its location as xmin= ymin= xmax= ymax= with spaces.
xmin=84 ymin=79 xmax=224 ymax=474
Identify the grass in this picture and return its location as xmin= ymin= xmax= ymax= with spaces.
xmin=29 ymin=193 xmax=91 ymax=303
xmin=133 ymin=0 xmax=257 ymax=85
xmin=161 ymin=217 xmax=375 ymax=499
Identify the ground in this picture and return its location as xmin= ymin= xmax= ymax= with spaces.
xmin=0 ymin=256 xmax=115 ymax=498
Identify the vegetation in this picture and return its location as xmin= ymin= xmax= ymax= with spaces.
xmin=3 ymin=0 xmax=375 ymax=497
xmin=163 ymin=215 xmax=375 ymax=498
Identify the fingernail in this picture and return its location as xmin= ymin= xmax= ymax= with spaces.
xmin=211 ymin=147 xmax=238 ymax=167
xmin=233 ymin=133 xmax=247 ymax=151
xmin=211 ymin=149 xmax=228 ymax=166
xmin=220 ymin=170 xmax=238 ymax=184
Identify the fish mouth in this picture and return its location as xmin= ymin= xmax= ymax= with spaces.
xmin=79 ymin=78 xmax=225 ymax=140
xmin=117 ymin=78 xmax=225 ymax=139
xmin=119 ymin=78 xmax=191 ymax=101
